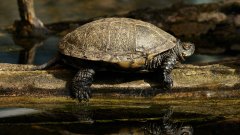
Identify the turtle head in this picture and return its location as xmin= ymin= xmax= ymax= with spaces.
xmin=177 ymin=41 xmax=195 ymax=60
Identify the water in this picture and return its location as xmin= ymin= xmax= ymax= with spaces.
xmin=0 ymin=0 xmax=224 ymax=65
xmin=0 ymin=0 xmax=221 ymax=28
xmin=1 ymin=0 xmax=239 ymax=134
xmin=0 ymin=31 xmax=227 ymax=64
xmin=0 ymin=107 xmax=195 ymax=134
xmin=0 ymin=108 xmax=40 ymax=118
xmin=0 ymin=99 xmax=239 ymax=134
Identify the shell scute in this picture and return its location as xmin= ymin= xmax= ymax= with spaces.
xmin=59 ymin=18 xmax=177 ymax=64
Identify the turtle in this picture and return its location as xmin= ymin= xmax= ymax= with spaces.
xmin=33 ymin=17 xmax=195 ymax=102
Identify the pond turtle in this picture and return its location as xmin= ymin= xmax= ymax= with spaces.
xmin=34 ymin=17 xmax=195 ymax=102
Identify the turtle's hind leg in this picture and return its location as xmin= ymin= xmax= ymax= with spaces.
xmin=71 ymin=68 xmax=95 ymax=102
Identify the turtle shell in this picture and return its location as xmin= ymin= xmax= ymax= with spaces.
xmin=59 ymin=18 xmax=177 ymax=68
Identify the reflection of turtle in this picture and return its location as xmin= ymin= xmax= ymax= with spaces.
xmin=144 ymin=109 xmax=193 ymax=135
xmin=34 ymin=18 xmax=195 ymax=102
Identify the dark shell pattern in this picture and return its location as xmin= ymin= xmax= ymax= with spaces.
xmin=59 ymin=18 xmax=177 ymax=65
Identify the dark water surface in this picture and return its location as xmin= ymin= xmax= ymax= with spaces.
xmin=0 ymin=0 xmax=221 ymax=28
xmin=0 ymin=0 xmax=223 ymax=65
xmin=0 ymin=100 xmax=239 ymax=135
xmin=1 ymin=0 xmax=239 ymax=135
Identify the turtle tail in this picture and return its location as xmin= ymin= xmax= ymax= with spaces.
xmin=31 ymin=53 xmax=61 ymax=70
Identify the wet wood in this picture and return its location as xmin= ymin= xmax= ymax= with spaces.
xmin=17 ymin=0 xmax=39 ymax=24
xmin=13 ymin=0 xmax=48 ymax=38
xmin=0 ymin=60 xmax=239 ymax=100
xmin=0 ymin=61 xmax=239 ymax=124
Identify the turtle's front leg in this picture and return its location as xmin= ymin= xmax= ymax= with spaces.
xmin=160 ymin=55 xmax=177 ymax=90
xmin=71 ymin=68 xmax=95 ymax=102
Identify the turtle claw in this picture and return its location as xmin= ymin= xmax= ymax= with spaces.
xmin=75 ymin=87 xmax=92 ymax=102
xmin=163 ymin=74 xmax=173 ymax=90
xmin=71 ymin=69 xmax=95 ymax=102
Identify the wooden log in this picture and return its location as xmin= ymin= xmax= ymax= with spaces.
xmin=17 ymin=0 xmax=40 ymax=25
xmin=10 ymin=0 xmax=48 ymax=64
xmin=0 ymin=61 xmax=239 ymax=122
xmin=0 ymin=60 xmax=239 ymax=99
xmin=13 ymin=0 xmax=48 ymax=38
xmin=0 ymin=1 xmax=239 ymax=126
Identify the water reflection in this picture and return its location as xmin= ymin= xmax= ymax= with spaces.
xmin=0 ymin=0 xmax=221 ymax=27
xmin=0 ymin=102 xmax=239 ymax=134
xmin=13 ymin=37 xmax=44 ymax=64
xmin=0 ymin=108 xmax=40 ymax=118
xmin=143 ymin=109 xmax=193 ymax=135
xmin=0 ymin=31 xmax=59 ymax=64
xmin=0 ymin=106 xmax=194 ymax=135
xmin=0 ymin=0 xmax=226 ymax=64
xmin=0 ymin=0 xmax=238 ymax=134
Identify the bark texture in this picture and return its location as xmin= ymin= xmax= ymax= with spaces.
xmin=0 ymin=60 xmax=239 ymax=99
xmin=14 ymin=0 xmax=48 ymax=38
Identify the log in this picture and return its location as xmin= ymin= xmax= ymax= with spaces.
xmin=1 ymin=1 xmax=239 ymax=129
xmin=17 ymin=0 xmax=41 ymax=26
xmin=13 ymin=0 xmax=48 ymax=38
xmin=0 ymin=61 xmax=239 ymax=124
xmin=10 ymin=0 xmax=48 ymax=64
xmin=0 ymin=60 xmax=239 ymax=99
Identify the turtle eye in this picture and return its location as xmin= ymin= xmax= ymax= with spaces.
xmin=183 ymin=43 xmax=191 ymax=50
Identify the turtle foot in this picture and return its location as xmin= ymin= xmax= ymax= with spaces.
xmin=75 ymin=87 xmax=91 ymax=102
xmin=163 ymin=74 xmax=173 ymax=90
xmin=71 ymin=69 xmax=95 ymax=102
